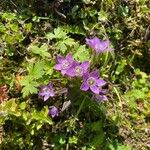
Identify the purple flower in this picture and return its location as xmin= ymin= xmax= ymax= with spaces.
xmin=92 ymin=94 xmax=108 ymax=102
xmin=66 ymin=61 xmax=90 ymax=77
xmin=39 ymin=82 xmax=54 ymax=101
xmin=86 ymin=37 xmax=112 ymax=53
xmin=80 ymin=70 xmax=106 ymax=94
xmin=54 ymin=53 xmax=74 ymax=75
xmin=48 ymin=106 xmax=58 ymax=118
xmin=93 ymin=87 xmax=108 ymax=102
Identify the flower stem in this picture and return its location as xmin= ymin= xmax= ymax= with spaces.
xmin=103 ymin=52 xmax=109 ymax=67
xmin=75 ymin=96 xmax=86 ymax=118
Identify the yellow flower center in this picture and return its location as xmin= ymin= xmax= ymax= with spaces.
xmin=62 ymin=60 xmax=69 ymax=69
xmin=87 ymin=77 xmax=95 ymax=86
xmin=75 ymin=66 xmax=83 ymax=76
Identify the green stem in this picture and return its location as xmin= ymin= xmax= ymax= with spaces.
xmin=90 ymin=52 xmax=97 ymax=68
xmin=103 ymin=52 xmax=109 ymax=67
xmin=75 ymin=96 xmax=86 ymax=118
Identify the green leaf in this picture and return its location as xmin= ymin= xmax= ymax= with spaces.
xmin=115 ymin=59 xmax=127 ymax=75
xmin=28 ymin=61 xmax=45 ymax=79
xmin=63 ymin=38 xmax=75 ymax=46
xmin=0 ymin=23 xmax=6 ymax=33
xmin=92 ymin=132 xmax=104 ymax=146
xmin=20 ymin=76 xmax=30 ymax=86
xmin=22 ymin=84 xmax=38 ymax=98
xmin=30 ymin=44 xmax=50 ymax=58
xmin=2 ymin=99 xmax=17 ymax=111
xmin=57 ymin=42 xmax=67 ymax=54
xmin=98 ymin=11 xmax=108 ymax=22
xmin=24 ymin=23 xmax=32 ymax=31
xmin=20 ymin=61 xmax=45 ymax=97
xmin=40 ymin=44 xmax=51 ymax=57
xmin=44 ymin=60 xmax=54 ymax=75
xmin=91 ymin=121 xmax=102 ymax=131
xmin=74 ymin=45 xmax=90 ymax=61
xmin=19 ymin=102 xmax=26 ymax=110
xmin=1 ymin=99 xmax=21 ymax=117
xmin=10 ymin=23 xmax=19 ymax=32
xmin=69 ymin=136 xmax=78 ymax=144
xmin=46 ymin=33 xmax=56 ymax=40
xmin=36 ymin=123 xmax=43 ymax=130
xmin=63 ymin=25 xmax=85 ymax=35
xmin=2 ymin=12 xmax=16 ymax=21
xmin=54 ymin=27 xmax=67 ymax=39
xmin=108 ymin=143 xmax=131 ymax=150
xmin=21 ymin=78 xmax=39 ymax=97
xmin=124 ymin=89 xmax=145 ymax=109
xmin=32 ymin=107 xmax=53 ymax=125
xmin=59 ymin=137 xmax=66 ymax=145
xmin=30 ymin=45 xmax=40 ymax=54
xmin=5 ymin=34 xmax=15 ymax=44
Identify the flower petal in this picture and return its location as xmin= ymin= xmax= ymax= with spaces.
xmin=50 ymin=92 xmax=54 ymax=97
xmin=48 ymin=83 xmax=53 ymax=89
xmin=97 ymin=79 xmax=107 ymax=86
xmin=99 ymin=89 xmax=107 ymax=94
xmin=100 ymin=95 xmax=108 ymax=101
xmin=39 ymin=92 xmax=47 ymax=97
xmin=57 ymin=55 xmax=65 ymax=63
xmin=86 ymin=37 xmax=113 ymax=53
xmin=66 ymin=53 xmax=73 ymax=62
xmin=48 ymin=83 xmax=54 ymax=97
xmin=85 ymin=38 xmax=91 ymax=46
xmin=86 ymin=37 xmax=100 ymax=47
xmin=66 ymin=67 xmax=75 ymax=77
xmin=54 ymin=64 xmax=62 ymax=70
xmin=98 ymin=40 xmax=109 ymax=50
xmin=61 ymin=69 xmax=67 ymax=75
xmin=82 ymin=72 xmax=89 ymax=81
xmin=92 ymin=37 xmax=101 ymax=45
xmin=44 ymin=95 xmax=49 ymax=101
xmin=80 ymin=82 xmax=89 ymax=91
xmin=81 ymin=61 xmax=89 ymax=73
xmin=48 ymin=106 xmax=58 ymax=118
xmin=93 ymin=94 xmax=108 ymax=102
xmin=90 ymin=70 xmax=99 ymax=79
xmin=90 ymin=85 xmax=99 ymax=94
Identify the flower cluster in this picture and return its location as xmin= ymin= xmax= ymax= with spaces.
xmin=54 ymin=53 xmax=90 ymax=77
xmin=85 ymin=37 xmax=113 ymax=53
xmin=38 ymin=37 xmax=112 ymax=118
xmin=54 ymin=54 xmax=107 ymax=98
xmin=38 ymin=83 xmax=59 ymax=118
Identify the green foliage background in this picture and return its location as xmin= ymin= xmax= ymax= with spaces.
xmin=0 ymin=0 xmax=150 ymax=149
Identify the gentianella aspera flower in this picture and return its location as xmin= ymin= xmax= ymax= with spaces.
xmin=85 ymin=37 xmax=112 ymax=53
xmin=92 ymin=84 xmax=108 ymax=102
xmin=80 ymin=70 xmax=106 ymax=94
xmin=39 ymin=82 xmax=54 ymax=101
xmin=48 ymin=106 xmax=59 ymax=118
xmin=54 ymin=53 xmax=75 ymax=76
xmin=66 ymin=61 xmax=90 ymax=77
xmin=93 ymin=94 xmax=108 ymax=102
